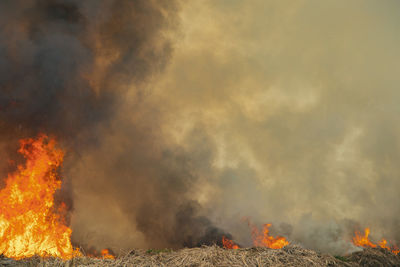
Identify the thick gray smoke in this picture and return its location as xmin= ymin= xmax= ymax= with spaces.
xmin=1 ymin=0 xmax=400 ymax=255
xmin=0 ymin=0 xmax=230 ymax=250
xmin=146 ymin=0 xmax=400 ymax=255
xmin=0 ymin=0 xmax=174 ymax=140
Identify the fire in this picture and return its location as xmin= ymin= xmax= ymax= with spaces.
xmin=222 ymin=236 xmax=239 ymax=249
xmin=378 ymin=239 xmax=389 ymax=250
xmin=392 ymin=246 xmax=400 ymax=255
xmin=251 ymin=223 xmax=289 ymax=249
xmin=101 ymin=249 xmax=115 ymax=259
xmin=0 ymin=135 xmax=79 ymax=259
xmin=352 ymin=228 xmax=376 ymax=248
xmin=352 ymin=228 xmax=399 ymax=255
xmin=86 ymin=249 xmax=115 ymax=259
xmin=222 ymin=222 xmax=289 ymax=250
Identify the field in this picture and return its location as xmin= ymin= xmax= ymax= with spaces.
xmin=1 ymin=245 xmax=400 ymax=267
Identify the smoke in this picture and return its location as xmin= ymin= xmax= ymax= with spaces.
xmin=145 ymin=0 xmax=400 ymax=254
xmin=0 ymin=0 xmax=230 ymax=251
xmin=0 ymin=0 xmax=176 ymax=141
xmin=1 ymin=0 xmax=400 ymax=255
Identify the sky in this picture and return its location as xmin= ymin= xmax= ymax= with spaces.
xmin=146 ymin=0 xmax=400 ymax=253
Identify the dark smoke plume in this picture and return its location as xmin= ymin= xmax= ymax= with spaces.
xmin=0 ymin=0 xmax=228 ymax=250
xmin=0 ymin=0 xmax=173 ymax=140
xmin=3 ymin=0 xmax=400 ymax=256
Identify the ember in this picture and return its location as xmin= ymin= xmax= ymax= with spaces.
xmin=101 ymin=249 xmax=115 ymax=259
xmin=222 ymin=236 xmax=239 ymax=249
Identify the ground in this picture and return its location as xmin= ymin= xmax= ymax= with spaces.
xmin=1 ymin=245 xmax=399 ymax=267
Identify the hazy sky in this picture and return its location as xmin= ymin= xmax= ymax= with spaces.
xmin=145 ymin=0 xmax=400 ymax=253
xmin=1 ymin=0 xmax=400 ymax=255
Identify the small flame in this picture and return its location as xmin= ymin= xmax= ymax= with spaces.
xmin=352 ymin=228 xmax=399 ymax=255
xmin=101 ymin=249 xmax=115 ymax=259
xmin=0 ymin=134 xmax=80 ymax=259
xmin=222 ymin=236 xmax=239 ymax=249
xmin=251 ymin=223 xmax=289 ymax=249
xmin=391 ymin=246 xmax=400 ymax=255
xmin=378 ymin=239 xmax=389 ymax=250
xmin=223 ymin=221 xmax=289 ymax=250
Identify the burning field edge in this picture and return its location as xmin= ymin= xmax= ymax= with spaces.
xmin=1 ymin=245 xmax=400 ymax=267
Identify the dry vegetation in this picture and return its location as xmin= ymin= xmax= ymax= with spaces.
xmin=1 ymin=245 xmax=400 ymax=267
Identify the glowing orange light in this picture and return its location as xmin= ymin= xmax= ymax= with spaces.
xmin=222 ymin=236 xmax=239 ymax=249
xmin=352 ymin=228 xmax=399 ymax=255
xmin=251 ymin=223 xmax=289 ymax=249
xmin=353 ymin=228 xmax=377 ymax=248
xmin=101 ymin=249 xmax=115 ymax=259
xmin=0 ymin=135 xmax=80 ymax=259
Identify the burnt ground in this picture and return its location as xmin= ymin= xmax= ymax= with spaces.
xmin=0 ymin=245 xmax=399 ymax=267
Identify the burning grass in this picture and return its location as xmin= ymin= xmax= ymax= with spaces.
xmin=0 ymin=135 xmax=78 ymax=259
xmin=1 ymin=136 xmax=400 ymax=266
xmin=0 ymin=135 xmax=394 ymax=267
xmin=1 ymin=245 xmax=400 ymax=267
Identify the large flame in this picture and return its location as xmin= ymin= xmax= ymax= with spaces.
xmin=0 ymin=135 xmax=79 ymax=259
xmin=353 ymin=228 xmax=399 ymax=255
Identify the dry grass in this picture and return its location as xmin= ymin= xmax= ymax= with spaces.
xmin=1 ymin=245 xmax=399 ymax=267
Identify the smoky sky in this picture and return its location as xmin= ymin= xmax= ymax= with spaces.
xmin=147 ymin=0 xmax=400 ymax=254
xmin=1 ymin=0 xmax=400 ymax=255
xmin=0 ymin=0 xmax=231 ymax=251
xmin=0 ymin=0 xmax=175 ymax=141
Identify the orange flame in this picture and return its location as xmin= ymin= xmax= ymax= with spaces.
xmin=0 ymin=135 xmax=80 ymax=259
xmin=101 ymin=249 xmax=115 ymax=259
xmin=378 ymin=239 xmax=389 ymax=250
xmin=223 ymin=221 xmax=289 ymax=250
xmin=352 ymin=228 xmax=376 ymax=248
xmin=251 ymin=223 xmax=289 ymax=249
xmin=222 ymin=236 xmax=239 ymax=249
xmin=352 ymin=228 xmax=399 ymax=255
xmin=391 ymin=246 xmax=400 ymax=255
